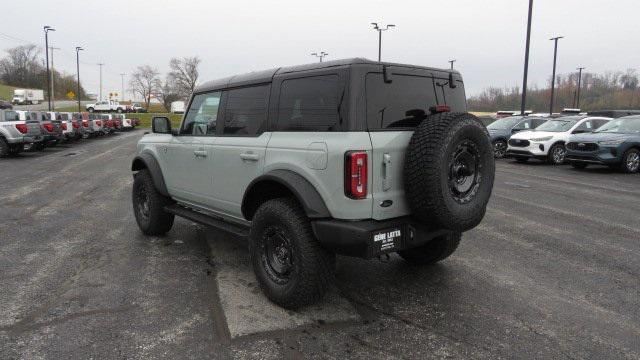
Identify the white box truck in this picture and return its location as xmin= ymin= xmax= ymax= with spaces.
xmin=12 ymin=89 xmax=45 ymax=105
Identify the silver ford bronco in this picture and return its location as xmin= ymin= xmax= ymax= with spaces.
xmin=131 ymin=58 xmax=495 ymax=308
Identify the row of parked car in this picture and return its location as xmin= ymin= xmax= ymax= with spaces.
xmin=0 ymin=110 xmax=139 ymax=157
xmin=488 ymin=110 xmax=640 ymax=173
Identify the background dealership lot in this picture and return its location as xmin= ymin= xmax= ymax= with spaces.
xmin=1 ymin=132 xmax=638 ymax=359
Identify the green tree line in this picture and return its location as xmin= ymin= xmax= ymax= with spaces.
xmin=469 ymin=69 xmax=640 ymax=112
xmin=0 ymin=44 xmax=88 ymax=100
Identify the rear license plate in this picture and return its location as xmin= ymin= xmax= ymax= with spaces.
xmin=372 ymin=227 xmax=402 ymax=252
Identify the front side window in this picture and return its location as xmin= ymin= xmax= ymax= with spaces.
xmin=222 ymin=85 xmax=269 ymax=135
xmin=513 ymin=119 xmax=532 ymax=130
xmin=182 ymin=91 xmax=221 ymax=135
xmin=277 ymin=75 xmax=341 ymax=131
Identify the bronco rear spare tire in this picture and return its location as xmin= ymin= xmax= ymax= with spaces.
xmin=404 ymin=112 xmax=495 ymax=232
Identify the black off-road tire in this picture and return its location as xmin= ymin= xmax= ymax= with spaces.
xmin=404 ymin=112 xmax=495 ymax=232
xmin=398 ymin=232 xmax=461 ymax=265
xmin=619 ymin=148 xmax=640 ymax=173
xmin=514 ymin=156 xmax=529 ymax=163
xmin=570 ymin=162 xmax=588 ymax=169
xmin=547 ymin=143 xmax=566 ymax=165
xmin=249 ymin=198 xmax=335 ymax=309
xmin=8 ymin=144 xmax=23 ymax=156
xmin=132 ymin=169 xmax=175 ymax=236
xmin=0 ymin=137 xmax=10 ymax=158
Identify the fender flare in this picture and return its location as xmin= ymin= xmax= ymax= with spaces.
xmin=242 ymin=169 xmax=331 ymax=220
xmin=131 ymin=152 xmax=169 ymax=196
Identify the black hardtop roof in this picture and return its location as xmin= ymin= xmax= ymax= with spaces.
xmin=194 ymin=58 xmax=457 ymax=93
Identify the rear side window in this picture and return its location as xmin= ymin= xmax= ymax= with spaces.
xmin=3 ymin=111 xmax=19 ymax=121
xmin=366 ymin=73 xmax=466 ymax=130
xmin=222 ymin=85 xmax=269 ymax=136
xmin=277 ymin=75 xmax=341 ymax=131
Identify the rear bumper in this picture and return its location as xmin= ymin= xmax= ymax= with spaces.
xmin=311 ymin=217 xmax=453 ymax=259
xmin=6 ymin=135 xmax=39 ymax=144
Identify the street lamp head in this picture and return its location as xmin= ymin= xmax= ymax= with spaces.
xmin=76 ymin=46 xmax=84 ymax=52
xmin=371 ymin=22 xmax=379 ymax=30
xmin=44 ymin=26 xmax=55 ymax=32
xmin=387 ymin=24 xmax=396 ymax=28
xmin=311 ymin=52 xmax=317 ymax=56
xmin=549 ymin=36 xmax=563 ymax=40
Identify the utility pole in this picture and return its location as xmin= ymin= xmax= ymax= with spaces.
xmin=97 ymin=63 xmax=105 ymax=101
xmin=449 ymin=59 xmax=456 ymax=69
xmin=520 ymin=0 xmax=533 ymax=116
xmin=120 ymin=73 xmax=126 ymax=101
xmin=49 ymin=46 xmax=60 ymax=110
xmin=576 ymin=67 xmax=585 ymax=109
xmin=549 ymin=36 xmax=564 ymax=115
xmin=43 ymin=26 xmax=55 ymax=111
xmin=371 ymin=23 xmax=395 ymax=62
xmin=311 ymin=52 xmax=328 ymax=62
xmin=76 ymin=47 xmax=83 ymax=113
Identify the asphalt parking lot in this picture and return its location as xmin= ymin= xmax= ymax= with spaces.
xmin=1 ymin=131 xmax=639 ymax=359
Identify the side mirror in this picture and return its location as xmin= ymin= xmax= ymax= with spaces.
xmin=152 ymin=116 xmax=171 ymax=134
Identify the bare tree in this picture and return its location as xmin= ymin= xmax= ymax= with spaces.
xmin=129 ymin=65 xmax=160 ymax=110
xmin=157 ymin=76 xmax=182 ymax=112
xmin=168 ymin=56 xmax=200 ymax=98
xmin=0 ymin=44 xmax=43 ymax=88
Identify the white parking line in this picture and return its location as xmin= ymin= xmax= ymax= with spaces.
xmin=204 ymin=229 xmax=360 ymax=338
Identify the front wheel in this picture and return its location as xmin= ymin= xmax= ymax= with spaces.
xmin=548 ymin=143 xmax=566 ymax=165
xmin=398 ymin=232 xmax=461 ymax=265
xmin=493 ymin=139 xmax=508 ymax=159
xmin=117 ymin=108 xmax=123 ymax=113
xmin=87 ymin=107 xmax=94 ymax=113
xmin=132 ymin=169 xmax=175 ymax=235
xmin=620 ymin=148 xmax=640 ymax=173
xmin=249 ymin=198 xmax=335 ymax=309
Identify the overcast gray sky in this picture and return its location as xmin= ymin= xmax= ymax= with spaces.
xmin=2 ymin=0 xmax=639 ymax=98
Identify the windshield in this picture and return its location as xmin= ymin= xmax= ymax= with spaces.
xmin=594 ymin=117 xmax=640 ymax=134
xmin=487 ymin=117 xmax=522 ymax=130
xmin=535 ymin=119 xmax=579 ymax=132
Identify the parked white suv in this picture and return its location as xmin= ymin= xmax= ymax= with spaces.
xmin=130 ymin=58 xmax=496 ymax=308
xmin=507 ymin=116 xmax=612 ymax=164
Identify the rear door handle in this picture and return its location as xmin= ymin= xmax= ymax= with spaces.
xmin=240 ymin=152 xmax=260 ymax=161
xmin=194 ymin=149 xmax=207 ymax=158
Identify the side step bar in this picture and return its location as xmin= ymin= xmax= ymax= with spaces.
xmin=164 ymin=204 xmax=250 ymax=238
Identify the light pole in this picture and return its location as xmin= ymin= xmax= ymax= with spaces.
xmin=43 ymin=26 xmax=55 ymax=111
xmin=576 ymin=67 xmax=585 ymax=109
xmin=49 ymin=46 xmax=60 ymax=110
xmin=549 ymin=36 xmax=564 ymax=115
xmin=371 ymin=23 xmax=395 ymax=62
xmin=97 ymin=63 xmax=105 ymax=101
xmin=120 ymin=73 xmax=126 ymax=101
xmin=76 ymin=47 xmax=83 ymax=113
xmin=520 ymin=0 xmax=533 ymax=116
xmin=311 ymin=52 xmax=328 ymax=62
xmin=449 ymin=59 xmax=456 ymax=70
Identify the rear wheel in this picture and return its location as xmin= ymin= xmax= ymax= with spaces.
xmin=398 ymin=232 xmax=461 ymax=265
xmin=548 ymin=143 xmax=566 ymax=165
xmin=570 ymin=162 xmax=588 ymax=169
xmin=620 ymin=148 xmax=640 ymax=173
xmin=88 ymin=107 xmax=94 ymax=113
xmin=493 ymin=139 xmax=508 ymax=158
xmin=132 ymin=169 xmax=175 ymax=235
xmin=249 ymin=198 xmax=335 ymax=309
xmin=0 ymin=137 xmax=9 ymax=157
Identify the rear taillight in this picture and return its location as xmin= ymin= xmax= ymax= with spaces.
xmin=15 ymin=124 xmax=28 ymax=134
xmin=345 ymin=151 xmax=368 ymax=199
xmin=430 ymin=105 xmax=451 ymax=114
xmin=43 ymin=123 xmax=54 ymax=132
xmin=96 ymin=120 xmax=102 ymax=126
xmin=61 ymin=122 xmax=67 ymax=130
xmin=82 ymin=120 xmax=89 ymax=127
xmin=72 ymin=122 xmax=80 ymax=128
